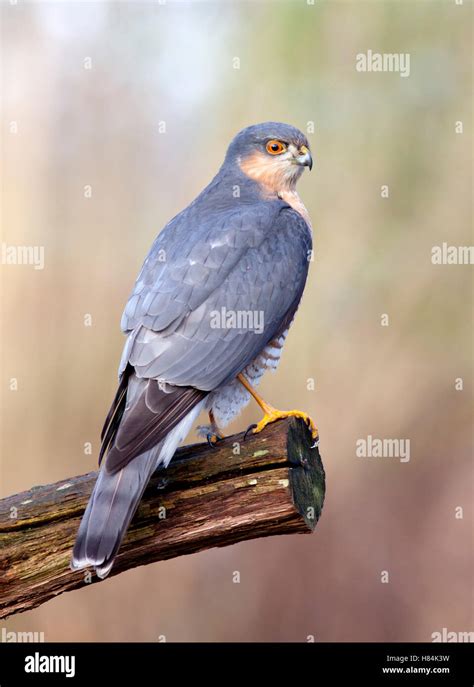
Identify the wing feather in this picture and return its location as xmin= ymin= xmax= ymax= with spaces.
xmin=102 ymin=203 xmax=311 ymax=473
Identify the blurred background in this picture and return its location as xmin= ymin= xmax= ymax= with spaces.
xmin=1 ymin=0 xmax=472 ymax=642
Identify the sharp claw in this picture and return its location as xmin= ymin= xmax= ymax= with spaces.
xmin=243 ymin=423 xmax=257 ymax=441
xmin=207 ymin=433 xmax=218 ymax=449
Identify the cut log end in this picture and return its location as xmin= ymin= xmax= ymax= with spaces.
xmin=0 ymin=417 xmax=325 ymax=619
xmin=287 ymin=419 xmax=325 ymax=529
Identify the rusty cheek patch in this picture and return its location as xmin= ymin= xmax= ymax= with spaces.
xmin=239 ymin=151 xmax=289 ymax=191
xmin=239 ymin=152 xmax=309 ymax=225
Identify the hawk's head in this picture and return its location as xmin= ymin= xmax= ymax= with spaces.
xmin=225 ymin=122 xmax=313 ymax=193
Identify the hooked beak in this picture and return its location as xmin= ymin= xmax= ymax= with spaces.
xmin=297 ymin=145 xmax=313 ymax=171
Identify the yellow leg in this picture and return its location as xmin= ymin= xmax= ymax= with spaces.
xmin=207 ymin=409 xmax=223 ymax=444
xmin=237 ymin=374 xmax=318 ymax=440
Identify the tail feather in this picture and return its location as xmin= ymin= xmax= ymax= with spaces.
xmin=71 ymin=445 xmax=160 ymax=578
xmin=71 ymin=400 xmax=205 ymax=578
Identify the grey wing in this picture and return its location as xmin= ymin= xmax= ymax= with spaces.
xmin=125 ymin=205 xmax=312 ymax=390
xmin=104 ymin=205 xmax=311 ymax=473
xmin=121 ymin=202 xmax=279 ymax=334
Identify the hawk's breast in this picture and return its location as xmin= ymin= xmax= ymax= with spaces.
xmin=278 ymin=190 xmax=312 ymax=230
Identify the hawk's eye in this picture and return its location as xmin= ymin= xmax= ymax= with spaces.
xmin=266 ymin=140 xmax=286 ymax=155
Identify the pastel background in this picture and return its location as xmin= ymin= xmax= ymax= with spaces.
xmin=1 ymin=0 xmax=472 ymax=641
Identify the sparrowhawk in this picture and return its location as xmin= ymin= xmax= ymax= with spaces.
xmin=71 ymin=122 xmax=317 ymax=578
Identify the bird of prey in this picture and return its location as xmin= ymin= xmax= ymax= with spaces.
xmin=71 ymin=121 xmax=317 ymax=578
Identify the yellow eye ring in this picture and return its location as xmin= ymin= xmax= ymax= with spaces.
xmin=266 ymin=140 xmax=286 ymax=155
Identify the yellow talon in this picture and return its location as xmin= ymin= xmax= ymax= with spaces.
xmin=236 ymin=373 xmax=318 ymax=440
xmin=205 ymin=409 xmax=224 ymax=446
xmin=253 ymin=408 xmax=318 ymax=439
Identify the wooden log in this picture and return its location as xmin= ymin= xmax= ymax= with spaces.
xmin=0 ymin=417 xmax=325 ymax=619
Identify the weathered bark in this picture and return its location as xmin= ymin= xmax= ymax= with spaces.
xmin=0 ymin=417 xmax=325 ymax=619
